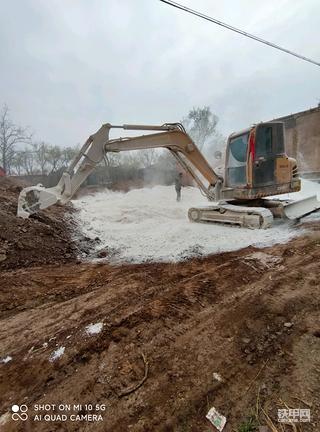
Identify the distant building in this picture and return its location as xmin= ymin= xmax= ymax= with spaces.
xmin=0 ymin=167 xmax=6 ymax=177
xmin=274 ymin=106 xmax=320 ymax=180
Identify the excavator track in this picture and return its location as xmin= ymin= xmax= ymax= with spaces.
xmin=188 ymin=203 xmax=273 ymax=229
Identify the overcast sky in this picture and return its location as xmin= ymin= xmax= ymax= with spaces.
xmin=1 ymin=0 xmax=319 ymax=147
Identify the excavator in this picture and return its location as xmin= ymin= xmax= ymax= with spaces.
xmin=17 ymin=121 xmax=320 ymax=228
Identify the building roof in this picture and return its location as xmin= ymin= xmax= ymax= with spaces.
xmin=273 ymin=105 xmax=320 ymax=122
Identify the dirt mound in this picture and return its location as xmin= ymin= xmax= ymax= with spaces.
xmin=0 ymin=177 xmax=81 ymax=270
xmin=0 ymin=230 xmax=319 ymax=431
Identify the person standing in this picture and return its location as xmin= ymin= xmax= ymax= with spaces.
xmin=175 ymin=172 xmax=183 ymax=202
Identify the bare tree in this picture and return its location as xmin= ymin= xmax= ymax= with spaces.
xmin=104 ymin=152 xmax=121 ymax=167
xmin=182 ymin=106 xmax=218 ymax=150
xmin=32 ymin=141 xmax=50 ymax=175
xmin=121 ymin=151 xmax=142 ymax=169
xmin=46 ymin=145 xmax=64 ymax=173
xmin=20 ymin=148 xmax=36 ymax=175
xmin=11 ymin=151 xmax=25 ymax=175
xmin=157 ymin=151 xmax=176 ymax=169
xmin=0 ymin=104 xmax=31 ymax=173
xmin=61 ymin=146 xmax=78 ymax=167
xmin=136 ymin=148 xmax=159 ymax=168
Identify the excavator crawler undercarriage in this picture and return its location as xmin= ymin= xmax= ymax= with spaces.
xmin=188 ymin=203 xmax=273 ymax=229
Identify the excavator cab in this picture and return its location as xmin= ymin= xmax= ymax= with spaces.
xmin=224 ymin=122 xmax=300 ymax=198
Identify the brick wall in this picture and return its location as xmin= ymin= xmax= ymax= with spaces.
xmin=274 ymin=106 xmax=320 ymax=179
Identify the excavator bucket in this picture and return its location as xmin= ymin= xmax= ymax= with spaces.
xmin=283 ymin=194 xmax=320 ymax=220
xmin=17 ymin=185 xmax=60 ymax=218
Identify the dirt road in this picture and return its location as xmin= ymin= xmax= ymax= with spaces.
xmin=1 ymin=232 xmax=320 ymax=431
xmin=0 ymin=178 xmax=319 ymax=431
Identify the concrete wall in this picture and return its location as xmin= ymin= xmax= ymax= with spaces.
xmin=275 ymin=107 xmax=320 ymax=179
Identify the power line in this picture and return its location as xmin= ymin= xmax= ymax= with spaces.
xmin=159 ymin=0 xmax=320 ymax=68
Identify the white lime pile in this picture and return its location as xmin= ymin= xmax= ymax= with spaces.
xmin=72 ymin=181 xmax=319 ymax=263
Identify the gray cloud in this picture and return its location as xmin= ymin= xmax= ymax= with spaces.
xmin=1 ymin=0 xmax=319 ymax=147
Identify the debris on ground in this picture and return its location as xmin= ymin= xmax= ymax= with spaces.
xmin=206 ymin=406 xmax=227 ymax=431
xmin=85 ymin=322 xmax=104 ymax=335
xmin=49 ymin=346 xmax=65 ymax=362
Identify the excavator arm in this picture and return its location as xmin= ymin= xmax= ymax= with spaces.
xmin=17 ymin=123 xmax=222 ymax=218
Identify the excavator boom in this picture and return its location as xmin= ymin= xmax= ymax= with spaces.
xmin=17 ymin=123 xmax=221 ymax=218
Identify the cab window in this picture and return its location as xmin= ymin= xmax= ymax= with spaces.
xmin=227 ymin=133 xmax=248 ymax=186
xmin=229 ymin=134 xmax=248 ymax=163
xmin=255 ymin=126 xmax=273 ymax=158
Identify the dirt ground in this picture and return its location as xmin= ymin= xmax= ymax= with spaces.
xmin=0 ymin=178 xmax=319 ymax=431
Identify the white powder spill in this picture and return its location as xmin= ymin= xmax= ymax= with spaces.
xmin=85 ymin=322 xmax=104 ymax=335
xmin=49 ymin=346 xmax=65 ymax=362
xmin=0 ymin=356 xmax=12 ymax=364
xmin=73 ymin=181 xmax=320 ymax=263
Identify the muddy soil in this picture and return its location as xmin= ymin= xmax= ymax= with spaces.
xmin=0 ymin=177 xmax=319 ymax=431
xmin=0 ymin=177 xmax=97 ymax=270
xmin=0 ymin=235 xmax=319 ymax=431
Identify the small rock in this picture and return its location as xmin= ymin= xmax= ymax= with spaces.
xmin=212 ymin=372 xmax=223 ymax=382
xmin=246 ymin=354 xmax=254 ymax=364
xmin=284 ymin=322 xmax=293 ymax=328
xmin=242 ymin=337 xmax=251 ymax=344
xmin=0 ymin=253 xmax=7 ymax=262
